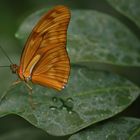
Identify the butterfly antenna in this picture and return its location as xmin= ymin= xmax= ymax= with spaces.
xmin=0 ymin=46 xmax=13 ymax=64
xmin=0 ymin=66 xmax=10 ymax=67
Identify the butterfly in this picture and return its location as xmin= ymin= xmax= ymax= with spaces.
xmin=10 ymin=5 xmax=71 ymax=91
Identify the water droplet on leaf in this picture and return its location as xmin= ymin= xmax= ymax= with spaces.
xmin=52 ymin=97 xmax=57 ymax=102
xmin=49 ymin=106 xmax=57 ymax=111
xmin=67 ymin=98 xmax=73 ymax=102
xmin=66 ymin=98 xmax=74 ymax=108
xmin=62 ymin=106 xmax=67 ymax=111
xmin=68 ymin=111 xmax=73 ymax=114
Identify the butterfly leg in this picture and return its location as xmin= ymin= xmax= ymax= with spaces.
xmin=0 ymin=80 xmax=21 ymax=104
xmin=24 ymin=82 xmax=37 ymax=109
xmin=12 ymin=80 xmax=32 ymax=93
xmin=24 ymin=82 xmax=32 ymax=94
xmin=12 ymin=79 xmax=21 ymax=86
xmin=0 ymin=80 xmax=20 ymax=104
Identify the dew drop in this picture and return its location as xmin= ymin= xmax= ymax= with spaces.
xmin=67 ymin=98 xmax=73 ymax=102
xmin=66 ymin=98 xmax=74 ymax=108
xmin=49 ymin=106 xmax=57 ymax=111
xmin=68 ymin=110 xmax=73 ymax=114
xmin=52 ymin=97 xmax=57 ymax=102
xmin=62 ymin=106 xmax=67 ymax=111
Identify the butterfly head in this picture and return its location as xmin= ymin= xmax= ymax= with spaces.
xmin=10 ymin=64 xmax=19 ymax=74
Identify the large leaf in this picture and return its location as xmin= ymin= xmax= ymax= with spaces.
xmin=15 ymin=9 xmax=140 ymax=66
xmin=0 ymin=66 xmax=139 ymax=136
xmin=69 ymin=117 xmax=140 ymax=140
xmin=107 ymin=0 xmax=140 ymax=28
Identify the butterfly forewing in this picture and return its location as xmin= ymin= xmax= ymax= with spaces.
xmin=19 ymin=5 xmax=71 ymax=90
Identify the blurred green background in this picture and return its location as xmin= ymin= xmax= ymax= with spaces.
xmin=0 ymin=0 xmax=139 ymax=139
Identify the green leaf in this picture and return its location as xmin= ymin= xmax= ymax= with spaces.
xmin=0 ymin=66 xmax=139 ymax=136
xmin=69 ymin=117 xmax=140 ymax=140
xmin=15 ymin=9 xmax=140 ymax=66
xmin=107 ymin=0 xmax=140 ymax=28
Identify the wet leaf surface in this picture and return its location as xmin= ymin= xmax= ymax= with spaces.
xmin=0 ymin=66 xmax=139 ymax=136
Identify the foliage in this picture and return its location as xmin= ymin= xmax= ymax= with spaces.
xmin=0 ymin=0 xmax=140 ymax=139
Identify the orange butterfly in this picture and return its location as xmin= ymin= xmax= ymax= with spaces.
xmin=10 ymin=5 xmax=71 ymax=91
